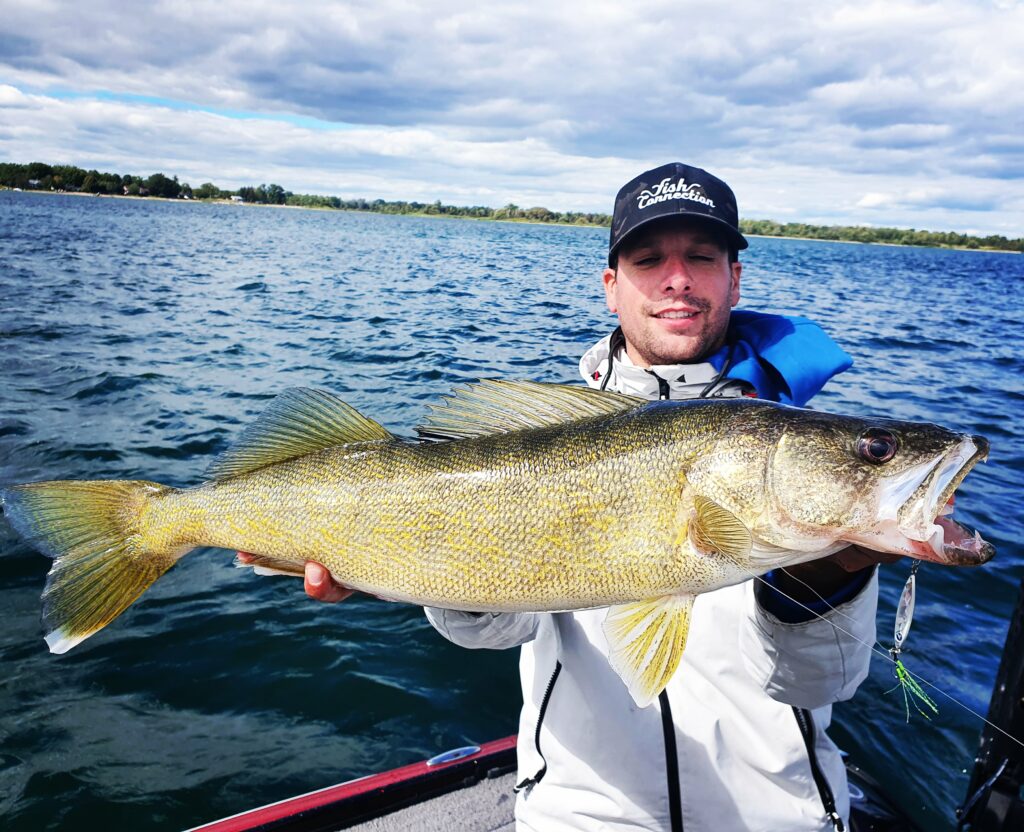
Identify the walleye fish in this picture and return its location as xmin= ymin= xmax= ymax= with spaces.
xmin=1 ymin=381 xmax=994 ymax=706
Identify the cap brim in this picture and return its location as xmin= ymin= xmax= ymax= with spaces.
xmin=608 ymin=214 xmax=748 ymax=267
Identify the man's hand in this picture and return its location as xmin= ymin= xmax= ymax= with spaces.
xmin=236 ymin=552 xmax=355 ymax=603
xmin=826 ymin=545 xmax=902 ymax=573
xmin=303 ymin=561 xmax=356 ymax=603
xmin=774 ymin=545 xmax=900 ymax=603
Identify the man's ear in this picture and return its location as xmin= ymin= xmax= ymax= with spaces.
xmin=730 ymin=262 xmax=742 ymax=307
xmin=603 ymin=267 xmax=618 ymax=313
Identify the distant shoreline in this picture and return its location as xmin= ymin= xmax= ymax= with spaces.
xmin=3 ymin=185 xmax=1019 ymax=254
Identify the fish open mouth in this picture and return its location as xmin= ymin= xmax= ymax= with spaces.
xmin=898 ymin=435 xmax=995 ymax=565
xmin=932 ymin=512 xmax=992 ymax=564
xmin=852 ymin=434 xmax=995 ymax=566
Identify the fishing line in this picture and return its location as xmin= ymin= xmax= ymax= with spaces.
xmin=732 ymin=561 xmax=1024 ymax=751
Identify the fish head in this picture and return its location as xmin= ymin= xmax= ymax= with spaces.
xmin=764 ymin=409 xmax=994 ymax=566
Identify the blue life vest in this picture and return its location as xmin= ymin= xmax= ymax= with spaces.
xmin=707 ymin=309 xmax=853 ymax=406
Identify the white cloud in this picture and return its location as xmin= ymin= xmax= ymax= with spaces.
xmin=0 ymin=84 xmax=27 ymax=105
xmin=0 ymin=0 xmax=1022 ymax=235
xmin=856 ymin=193 xmax=892 ymax=209
xmin=0 ymin=92 xmax=632 ymax=206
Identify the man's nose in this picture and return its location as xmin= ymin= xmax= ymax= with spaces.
xmin=661 ymin=257 xmax=693 ymax=293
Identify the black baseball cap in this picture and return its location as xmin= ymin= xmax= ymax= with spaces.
xmin=608 ymin=162 xmax=748 ymax=266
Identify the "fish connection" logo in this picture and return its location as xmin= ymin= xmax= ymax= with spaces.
xmin=637 ymin=177 xmax=715 ymax=210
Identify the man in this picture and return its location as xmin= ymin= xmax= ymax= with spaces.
xmin=292 ymin=163 xmax=888 ymax=830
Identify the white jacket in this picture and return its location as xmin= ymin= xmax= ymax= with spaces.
xmin=425 ymin=334 xmax=877 ymax=831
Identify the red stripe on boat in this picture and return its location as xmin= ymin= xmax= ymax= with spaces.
xmin=187 ymin=735 xmax=518 ymax=832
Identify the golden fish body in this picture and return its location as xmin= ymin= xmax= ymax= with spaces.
xmin=1 ymin=381 xmax=994 ymax=705
xmin=148 ymin=405 xmax=742 ymax=612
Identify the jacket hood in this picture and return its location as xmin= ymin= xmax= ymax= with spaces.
xmin=578 ymin=331 xmax=747 ymax=399
xmin=580 ymin=311 xmax=853 ymax=406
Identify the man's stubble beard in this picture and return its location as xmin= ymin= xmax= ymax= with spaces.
xmin=627 ymin=301 xmax=731 ymax=366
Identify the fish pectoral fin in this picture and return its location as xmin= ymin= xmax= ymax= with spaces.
xmin=690 ymin=495 xmax=753 ymax=561
xmin=233 ymin=553 xmax=306 ymax=578
xmin=415 ymin=379 xmax=644 ymax=441
xmin=207 ymin=388 xmax=395 ymax=480
xmin=603 ymin=594 xmax=694 ymax=708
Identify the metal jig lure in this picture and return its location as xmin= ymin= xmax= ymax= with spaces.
xmin=887 ymin=561 xmax=939 ymax=721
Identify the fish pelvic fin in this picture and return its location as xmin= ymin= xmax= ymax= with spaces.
xmin=2 ymin=480 xmax=182 ymax=653
xmin=603 ymin=594 xmax=694 ymax=708
xmin=208 ymin=387 xmax=394 ymax=480
xmin=416 ymin=379 xmax=643 ymax=441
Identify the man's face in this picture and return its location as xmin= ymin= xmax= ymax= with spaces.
xmin=603 ymin=220 xmax=741 ymax=366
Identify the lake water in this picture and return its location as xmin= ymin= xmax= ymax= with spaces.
xmin=1 ymin=191 xmax=1021 ymax=830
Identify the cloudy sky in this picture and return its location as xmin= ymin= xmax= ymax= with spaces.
xmin=1 ymin=0 xmax=1022 ymax=235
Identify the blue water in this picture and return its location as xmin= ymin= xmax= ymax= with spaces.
xmin=1 ymin=191 xmax=1021 ymax=830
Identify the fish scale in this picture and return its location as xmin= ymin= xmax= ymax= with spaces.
xmin=149 ymin=423 xmax=708 ymax=610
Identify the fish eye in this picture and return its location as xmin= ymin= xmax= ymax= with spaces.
xmin=857 ymin=428 xmax=899 ymax=464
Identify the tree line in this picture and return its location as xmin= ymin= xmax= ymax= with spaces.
xmin=739 ymin=218 xmax=1020 ymax=253
xmin=2 ymin=161 xmax=1020 ymax=252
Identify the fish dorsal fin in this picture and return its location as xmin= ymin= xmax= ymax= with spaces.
xmin=689 ymin=495 xmax=753 ymax=561
xmin=416 ymin=379 xmax=644 ymax=441
xmin=603 ymin=594 xmax=695 ymax=707
xmin=207 ymin=388 xmax=393 ymax=480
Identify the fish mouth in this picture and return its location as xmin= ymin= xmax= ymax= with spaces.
xmin=929 ymin=513 xmax=993 ymax=565
xmin=852 ymin=435 xmax=995 ymax=566
xmin=906 ymin=434 xmax=994 ymax=565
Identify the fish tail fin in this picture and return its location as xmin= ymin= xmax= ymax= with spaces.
xmin=1 ymin=479 xmax=184 ymax=653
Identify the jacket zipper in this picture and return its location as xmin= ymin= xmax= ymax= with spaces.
xmin=653 ymin=373 xmax=671 ymax=400
xmin=515 ymin=662 xmax=686 ymax=830
xmin=793 ymin=707 xmax=845 ymax=831
xmin=514 ymin=661 xmax=562 ymax=793
xmin=659 ymin=690 xmax=685 ymax=831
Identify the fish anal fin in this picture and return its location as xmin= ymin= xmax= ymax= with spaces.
xmin=603 ymin=595 xmax=694 ymax=708
xmin=234 ymin=553 xmax=306 ymax=578
xmin=416 ymin=379 xmax=644 ymax=441
xmin=207 ymin=388 xmax=394 ymax=480
xmin=690 ymin=495 xmax=753 ymax=561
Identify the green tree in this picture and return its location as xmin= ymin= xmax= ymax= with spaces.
xmin=52 ymin=165 xmax=86 ymax=190
xmin=525 ymin=206 xmax=556 ymax=222
xmin=194 ymin=182 xmax=220 ymax=199
xmin=144 ymin=172 xmax=181 ymax=199
xmin=265 ymin=183 xmax=288 ymax=204
xmin=26 ymin=161 xmax=53 ymax=181
xmin=493 ymin=203 xmax=521 ymax=220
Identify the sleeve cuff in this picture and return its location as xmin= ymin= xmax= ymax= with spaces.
xmin=757 ymin=566 xmax=875 ymax=624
